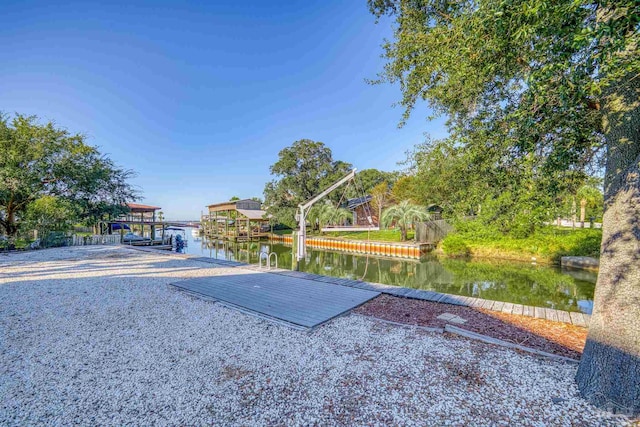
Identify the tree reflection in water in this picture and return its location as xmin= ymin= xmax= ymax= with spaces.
xmin=195 ymin=238 xmax=595 ymax=314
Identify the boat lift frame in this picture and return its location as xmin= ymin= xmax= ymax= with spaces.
xmin=295 ymin=169 xmax=357 ymax=261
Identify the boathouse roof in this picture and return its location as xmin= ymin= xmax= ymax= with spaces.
xmin=236 ymin=209 xmax=270 ymax=220
xmin=205 ymin=198 xmax=270 ymax=221
xmin=207 ymin=199 xmax=261 ymax=211
xmin=127 ymin=203 xmax=161 ymax=213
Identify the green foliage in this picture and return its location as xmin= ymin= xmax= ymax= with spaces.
xmin=440 ymin=234 xmax=471 ymax=257
xmin=352 ymin=168 xmax=397 ymax=195
xmin=369 ymin=181 xmax=391 ymax=221
xmin=0 ymin=114 xmax=137 ymax=236
xmin=368 ymin=0 xmax=639 ymax=237
xmin=382 ymin=200 xmax=429 ymax=241
xmin=389 ymin=176 xmax=418 ymax=204
xmin=23 ymin=196 xmax=76 ymax=239
xmin=576 ymin=179 xmax=604 ymax=221
xmin=271 ymin=228 xmax=293 ymax=235
xmin=441 ymin=223 xmax=602 ymax=263
xmin=308 ymin=202 xmax=351 ymax=232
xmin=40 ymin=231 xmax=71 ymax=248
xmin=401 ymin=137 xmax=472 ymax=214
xmin=263 ymin=139 xmax=352 ymax=228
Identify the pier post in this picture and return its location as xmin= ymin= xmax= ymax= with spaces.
xmin=292 ymin=231 xmax=299 ymax=271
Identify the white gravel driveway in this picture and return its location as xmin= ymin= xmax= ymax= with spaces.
xmin=0 ymin=246 xmax=630 ymax=426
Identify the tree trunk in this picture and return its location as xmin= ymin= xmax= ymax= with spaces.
xmin=5 ymin=206 xmax=18 ymax=237
xmin=575 ymin=75 xmax=640 ymax=416
xmin=400 ymin=227 xmax=407 ymax=241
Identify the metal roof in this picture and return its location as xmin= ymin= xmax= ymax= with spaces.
xmin=346 ymin=196 xmax=372 ymax=210
xmin=207 ymin=199 xmax=256 ymax=209
xmin=236 ymin=209 xmax=270 ymax=220
xmin=127 ymin=203 xmax=161 ymax=212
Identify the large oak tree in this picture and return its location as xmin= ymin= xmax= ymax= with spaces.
xmin=369 ymin=0 xmax=639 ymax=415
xmin=0 ymin=114 xmax=137 ymax=237
xmin=264 ymin=139 xmax=352 ymax=228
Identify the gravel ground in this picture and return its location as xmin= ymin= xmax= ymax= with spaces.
xmin=0 ymin=246 xmax=632 ymax=426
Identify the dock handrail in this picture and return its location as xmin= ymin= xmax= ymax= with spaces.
xmin=259 ymin=251 xmax=278 ymax=269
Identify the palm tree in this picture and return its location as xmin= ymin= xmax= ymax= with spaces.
xmin=576 ymin=182 xmax=603 ymax=224
xmin=308 ymin=203 xmax=352 ymax=233
xmin=382 ymin=200 xmax=430 ymax=241
xmin=308 ymin=202 xmax=333 ymax=233
xmin=326 ymin=206 xmax=351 ymax=227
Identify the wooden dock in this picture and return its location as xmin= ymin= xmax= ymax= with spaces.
xmin=171 ymin=270 xmax=380 ymax=329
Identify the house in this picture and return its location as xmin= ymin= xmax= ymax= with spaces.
xmin=427 ymin=204 xmax=443 ymax=220
xmin=346 ymin=196 xmax=378 ymax=227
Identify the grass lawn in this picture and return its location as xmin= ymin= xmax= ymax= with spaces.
xmin=271 ymin=229 xmax=293 ymax=235
xmin=315 ymin=229 xmax=415 ymax=242
xmin=270 ymin=228 xmax=416 ymax=242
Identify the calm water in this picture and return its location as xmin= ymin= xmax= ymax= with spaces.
xmin=178 ymin=229 xmax=595 ymax=314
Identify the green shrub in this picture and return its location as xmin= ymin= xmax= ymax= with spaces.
xmin=41 ymin=231 xmax=71 ymax=248
xmin=441 ymin=234 xmax=471 ymax=256
xmin=441 ymin=222 xmax=602 ymax=263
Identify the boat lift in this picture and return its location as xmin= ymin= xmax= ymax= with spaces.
xmin=294 ymin=168 xmax=378 ymax=261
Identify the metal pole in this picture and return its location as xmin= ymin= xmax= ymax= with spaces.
xmin=297 ymin=206 xmax=306 ymax=260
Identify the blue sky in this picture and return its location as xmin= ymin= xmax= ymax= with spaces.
xmin=1 ymin=0 xmax=447 ymax=219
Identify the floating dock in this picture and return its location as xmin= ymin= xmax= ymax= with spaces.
xmin=171 ymin=269 xmax=380 ymax=329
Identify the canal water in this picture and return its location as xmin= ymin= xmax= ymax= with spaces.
xmin=178 ymin=229 xmax=595 ymax=314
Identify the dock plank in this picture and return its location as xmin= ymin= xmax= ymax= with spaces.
xmin=469 ymin=298 xmax=485 ymax=308
xmin=492 ymin=301 xmax=505 ymax=312
xmin=481 ymin=299 xmax=496 ymax=310
xmin=545 ymin=308 xmax=559 ymax=322
xmin=511 ymin=304 xmax=524 ymax=316
xmin=459 ymin=296 xmax=475 ymax=307
xmin=501 ymin=302 xmax=514 ymax=314
xmin=569 ymin=311 xmax=586 ymax=327
xmin=557 ymin=310 xmax=572 ymax=324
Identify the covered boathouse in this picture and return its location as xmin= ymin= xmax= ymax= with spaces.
xmin=101 ymin=203 xmax=163 ymax=239
xmin=201 ymin=199 xmax=270 ymax=241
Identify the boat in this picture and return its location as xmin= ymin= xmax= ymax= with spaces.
xmin=122 ymin=232 xmax=152 ymax=245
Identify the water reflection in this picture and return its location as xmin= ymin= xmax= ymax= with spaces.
xmin=182 ymin=234 xmax=594 ymax=314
